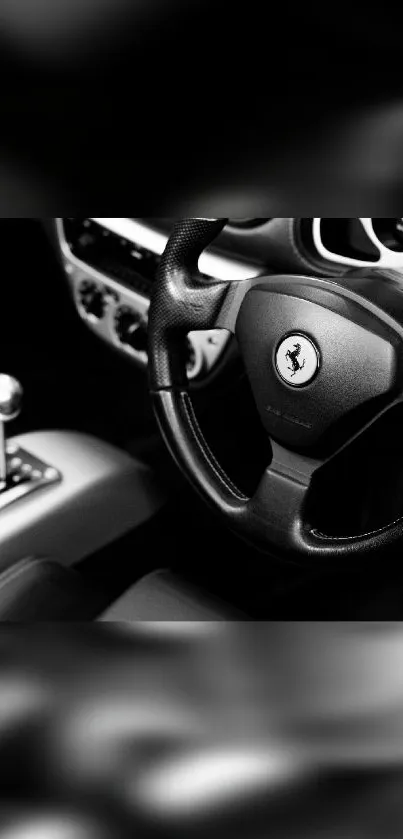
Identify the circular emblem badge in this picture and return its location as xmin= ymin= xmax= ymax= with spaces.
xmin=275 ymin=333 xmax=320 ymax=387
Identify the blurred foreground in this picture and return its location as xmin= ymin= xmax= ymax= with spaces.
xmin=1 ymin=0 xmax=403 ymax=211
xmin=1 ymin=623 xmax=403 ymax=837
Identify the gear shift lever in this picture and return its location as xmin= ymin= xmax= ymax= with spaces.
xmin=0 ymin=375 xmax=23 ymax=489
xmin=0 ymin=375 xmax=60 ymax=508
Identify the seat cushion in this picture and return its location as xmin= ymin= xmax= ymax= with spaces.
xmin=99 ymin=570 xmax=241 ymax=621
xmin=0 ymin=557 xmax=101 ymax=621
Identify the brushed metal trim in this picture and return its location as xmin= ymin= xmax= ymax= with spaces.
xmin=0 ymin=445 xmax=61 ymax=512
xmin=0 ymin=431 xmax=165 ymax=570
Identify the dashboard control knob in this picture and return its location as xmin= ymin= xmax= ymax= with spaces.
xmin=115 ymin=306 xmax=148 ymax=353
xmin=78 ymin=280 xmax=106 ymax=320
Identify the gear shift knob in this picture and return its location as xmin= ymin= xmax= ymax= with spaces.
xmin=0 ymin=375 xmax=23 ymax=422
xmin=0 ymin=375 xmax=23 ymax=489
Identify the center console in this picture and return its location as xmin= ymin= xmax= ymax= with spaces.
xmin=0 ymin=372 xmax=165 ymax=573
xmin=55 ymin=218 xmax=260 ymax=381
xmin=0 ymin=428 xmax=165 ymax=573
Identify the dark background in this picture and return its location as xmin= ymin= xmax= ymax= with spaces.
xmin=1 ymin=1 xmax=403 ymax=212
xmin=3 ymin=220 xmax=403 ymax=618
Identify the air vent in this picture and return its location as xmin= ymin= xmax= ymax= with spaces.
xmin=372 ymin=219 xmax=403 ymax=253
xmin=312 ymin=218 xmax=403 ymax=269
xmin=320 ymin=219 xmax=379 ymax=262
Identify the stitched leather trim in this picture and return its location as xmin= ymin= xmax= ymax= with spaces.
xmin=311 ymin=513 xmax=403 ymax=543
xmin=181 ymin=393 xmax=248 ymax=503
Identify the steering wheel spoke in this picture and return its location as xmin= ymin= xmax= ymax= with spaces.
xmin=214 ymin=279 xmax=256 ymax=333
xmin=246 ymin=442 xmax=323 ymax=557
xmin=149 ymin=218 xmax=231 ymax=390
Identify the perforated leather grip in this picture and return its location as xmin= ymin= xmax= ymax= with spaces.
xmin=148 ymin=218 xmax=229 ymax=390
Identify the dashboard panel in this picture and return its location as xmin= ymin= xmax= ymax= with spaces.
xmin=55 ymin=218 xmax=261 ymax=382
xmin=54 ymin=218 xmax=403 ymax=384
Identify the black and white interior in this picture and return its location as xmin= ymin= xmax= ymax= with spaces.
xmin=312 ymin=218 xmax=403 ymax=268
xmin=1 ymin=218 xmax=403 ymax=620
xmin=56 ymin=218 xmax=259 ymax=381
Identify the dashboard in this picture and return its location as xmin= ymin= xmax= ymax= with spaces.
xmin=55 ymin=218 xmax=261 ymax=382
xmin=55 ymin=218 xmax=403 ymax=383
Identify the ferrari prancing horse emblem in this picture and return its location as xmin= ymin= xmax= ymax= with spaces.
xmin=285 ymin=343 xmax=306 ymax=377
xmin=275 ymin=334 xmax=320 ymax=387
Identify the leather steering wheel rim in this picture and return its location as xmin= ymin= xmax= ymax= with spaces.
xmin=148 ymin=219 xmax=403 ymax=565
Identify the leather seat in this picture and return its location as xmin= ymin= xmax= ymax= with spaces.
xmin=0 ymin=557 xmax=100 ymax=621
xmin=99 ymin=569 xmax=239 ymax=621
xmin=0 ymin=558 xmax=239 ymax=621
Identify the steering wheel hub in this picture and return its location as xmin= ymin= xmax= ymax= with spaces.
xmin=236 ymin=277 xmax=399 ymax=452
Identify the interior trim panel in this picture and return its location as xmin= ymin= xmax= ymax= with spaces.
xmin=55 ymin=218 xmax=260 ymax=382
xmin=312 ymin=217 xmax=403 ymax=269
xmin=0 ymin=431 xmax=165 ymax=572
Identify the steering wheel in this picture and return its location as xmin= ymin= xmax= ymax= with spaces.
xmin=148 ymin=218 xmax=403 ymax=564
